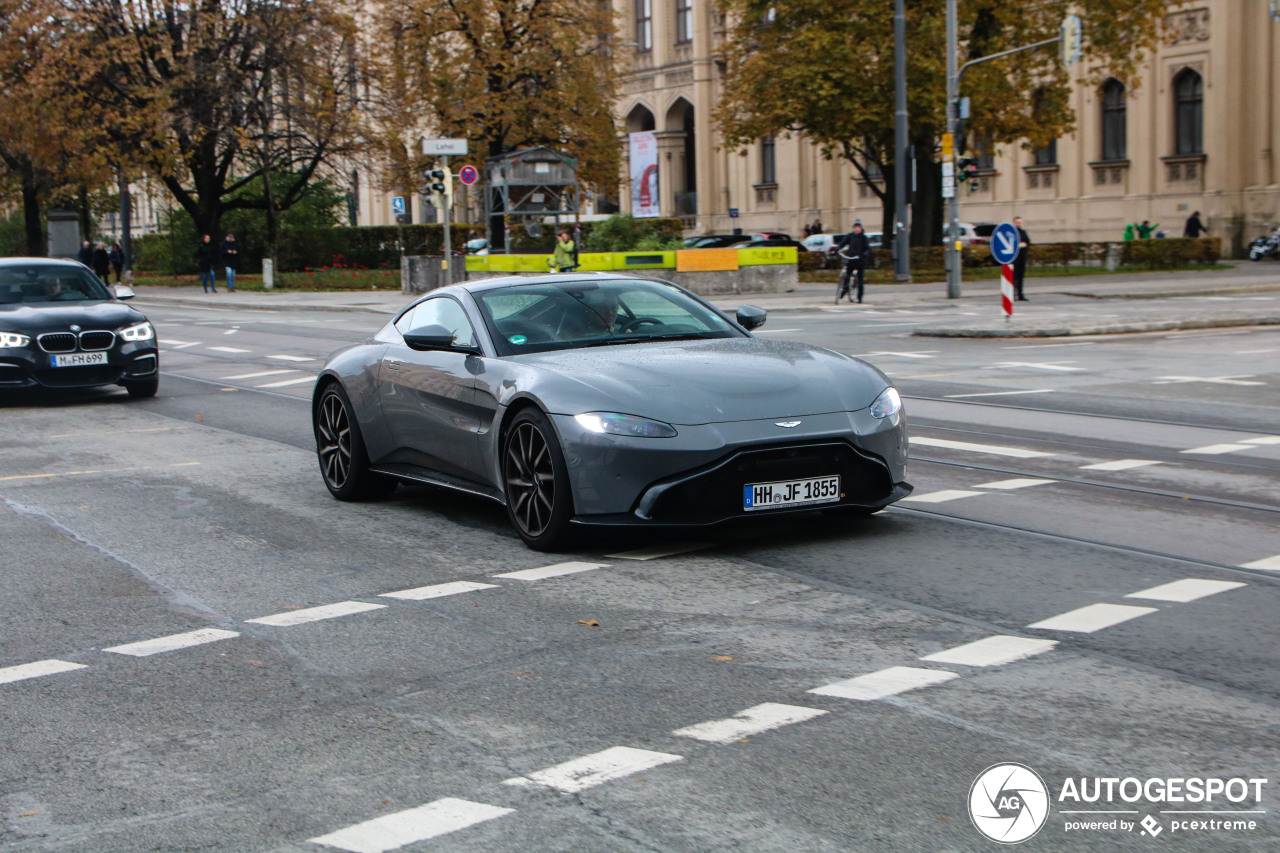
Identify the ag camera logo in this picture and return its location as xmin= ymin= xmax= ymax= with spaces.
xmin=969 ymin=763 xmax=1050 ymax=844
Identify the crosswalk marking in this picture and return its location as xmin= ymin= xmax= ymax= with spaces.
xmin=379 ymin=581 xmax=498 ymax=600
xmin=245 ymin=601 xmax=386 ymax=627
xmin=920 ymin=636 xmax=1057 ymax=668
xmin=1027 ymin=603 xmax=1157 ymax=633
xmin=493 ymin=561 xmax=606 ymax=581
xmin=1080 ymin=459 xmax=1162 ymax=471
xmin=899 ymin=489 xmax=984 ymax=503
xmin=973 ymin=478 xmax=1054 ymax=490
xmin=208 ymin=346 xmax=250 ymax=354
xmin=1239 ymin=554 xmax=1280 ymax=572
xmin=504 ymin=746 xmax=683 ymax=794
xmin=268 ymin=354 xmax=316 ymax=362
xmin=671 ymin=703 xmax=828 ymax=744
xmin=1181 ymin=444 xmax=1253 ymax=455
xmin=103 ymin=628 xmax=240 ymax=657
xmin=1125 ymin=579 xmax=1245 ymax=603
xmin=223 ymin=369 xmax=295 ymax=380
xmin=1242 ymin=436 xmax=1280 ymax=445
xmin=808 ymin=666 xmax=958 ymax=701
xmin=257 ymin=376 xmax=316 ymax=388
xmin=161 ymin=339 xmax=199 ymax=348
xmin=992 ymin=361 xmax=1085 ymax=372
xmin=0 ymin=659 xmax=87 ymax=685
xmin=309 ymin=798 xmax=513 ymax=853
xmin=945 ymin=389 xmax=1055 ymax=399
xmin=911 ymin=437 xmax=1054 ymax=458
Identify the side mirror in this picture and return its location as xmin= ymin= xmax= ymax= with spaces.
xmin=113 ymin=285 xmax=135 ymax=300
xmin=736 ymin=305 xmax=767 ymax=331
xmin=403 ymin=323 xmax=480 ymax=354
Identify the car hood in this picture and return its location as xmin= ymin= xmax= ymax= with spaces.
xmin=514 ymin=338 xmax=889 ymax=425
xmin=0 ymin=301 xmax=144 ymax=332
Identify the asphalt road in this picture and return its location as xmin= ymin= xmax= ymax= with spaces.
xmin=2 ymin=300 xmax=1277 ymax=852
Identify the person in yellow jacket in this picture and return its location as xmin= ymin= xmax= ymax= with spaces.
xmin=552 ymin=229 xmax=577 ymax=271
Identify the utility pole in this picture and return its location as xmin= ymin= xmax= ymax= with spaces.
xmin=893 ymin=0 xmax=910 ymax=281
xmin=945 ymin=0 xmax=960 ymax=298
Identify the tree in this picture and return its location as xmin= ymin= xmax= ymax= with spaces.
xmin=714 ymin=0 xmax=1169 ymax=244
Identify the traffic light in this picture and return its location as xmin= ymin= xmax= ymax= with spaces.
xmin=424 ymin=166 xmax=453 ymax=209
xmin=958 ymin=157 xmax=980 ymax=192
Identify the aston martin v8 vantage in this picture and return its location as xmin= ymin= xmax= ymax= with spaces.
xmin=312 ymin=274 xmax=911 ymax=549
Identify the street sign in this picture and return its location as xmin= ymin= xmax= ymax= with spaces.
xmin=391 ymin=196 xmax=405 ymax=217
xmin=458 ymin=164 xmax=479 ymax=186
xmin=422 ymin=138 xmax=468 ymax=156
xmin=729 ymin=207 xmax=739 ymax=219
xmin=990 ymin=221 xmax=1021 ymax=265
xmin=1060 ymin=14 xmax=1083 ymax=66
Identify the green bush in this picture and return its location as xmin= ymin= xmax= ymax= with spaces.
xmin=797 ymin=250 xmax=824 ymax=272
xmin=580 ymin=214 xmax=685 ymax=252
xmin=1121 ymin=237 xmax=1220 ymax=268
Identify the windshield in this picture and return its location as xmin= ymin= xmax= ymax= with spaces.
xmin=475 ymin=278 xmax=743 ymax=355
xmin=0 ymin=265 xmax=112 ymax=304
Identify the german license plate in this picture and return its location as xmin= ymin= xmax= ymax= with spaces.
xmin=744 ymin=475 xmax=840 ymax=511
xmin=50 ymin=352 xmax=108 ymax=367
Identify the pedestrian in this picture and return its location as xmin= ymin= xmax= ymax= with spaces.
xmin=1123 ymin=223 xmax=1136 ymax=241
xmin=109 ymin=243 xmax=124 ymax=282
xmin=552 ymin=229 xmax=576 ymax=272
xmin=1012 ymin=216 xmax=1031 ymax=302
xmin=811 ymin=217 xmax=823 ymax=235
xmin=835 ymin=220 xmax=871 ymax=304
xmin=220 ymin=233 xmax=240 ymax=291
xmin=1137 ymin=220 xmax=1159 ymax=239
xmin=1183 ymin=210 xmax=1208 ymax=238
xmin=92 ymin=242 xmax=111 ymax=283
xmin=194 ymin=234 xmax=220 ymax=293
xmin=76 ymin=240 xmax=93 ymax=267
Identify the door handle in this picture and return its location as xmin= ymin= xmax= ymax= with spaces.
xmin=386 ymin=360 xmax=401 ymax=370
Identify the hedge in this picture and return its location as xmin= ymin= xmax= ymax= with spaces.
xmin=863 ymin=237 xmax=1222 ymax=273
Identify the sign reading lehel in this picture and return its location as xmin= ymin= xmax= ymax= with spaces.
xmin=676 ymin=249 xmax=740 ymax=272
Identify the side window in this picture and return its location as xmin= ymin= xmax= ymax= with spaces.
xmin=395 ymin=297 xmax=477 ymax=348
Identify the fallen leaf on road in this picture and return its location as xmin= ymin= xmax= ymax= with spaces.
xmin=714 ymin=655 xmax=733 ymax=661
xmin=577 ymin=619 xmax=599 ymax=626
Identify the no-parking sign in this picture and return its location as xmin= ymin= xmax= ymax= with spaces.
xmin=458 ymin=164 xmax=479 ymax=186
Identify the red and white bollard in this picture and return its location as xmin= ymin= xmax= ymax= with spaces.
xmin=1001 ymin=263 xmax=1015 ymax=318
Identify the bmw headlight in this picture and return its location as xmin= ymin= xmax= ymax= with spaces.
xmin=870 ymin=386 xmax=902 ymax=419
xmin=0 ymin=332 xmax=30 ymax=348
xmin=575 ymin=412 xmax=678 ymax=438
xmin=120 ymin=322 xmax=154 ymax=342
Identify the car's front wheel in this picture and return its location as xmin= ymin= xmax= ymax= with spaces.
xmin=502 ymin=408 xmax=572 ymax=550
xmin=315 ymin=382 xmax=396 ymax=501
xmin=123 ymin=376 xmax=159 ymax=398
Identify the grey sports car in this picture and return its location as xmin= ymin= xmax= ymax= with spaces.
xmin=312 ymin=273 xmax=911 ymax=550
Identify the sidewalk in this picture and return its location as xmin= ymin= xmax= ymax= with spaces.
xmin=129 ymin=263 xmax=1280 ymax=339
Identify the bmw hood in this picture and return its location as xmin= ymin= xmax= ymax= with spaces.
xmin=517 ymin=338 xmax=890 ymax=425
xmin=0 ymin=301 xmax=144 ymax=331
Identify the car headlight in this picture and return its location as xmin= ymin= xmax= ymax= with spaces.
xmin=870 ymin=386 xmax=902 ymax=419
xmin=575 ymin=412 xmax=678 ymax=438
xmin=120 ymin=322 xmax=154 ymax=342
xmin=0 ymin=332 xmax=30 ymax=348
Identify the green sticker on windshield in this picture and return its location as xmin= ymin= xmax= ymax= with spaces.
xmin=508 ymin=334 xmax=528 ymax=345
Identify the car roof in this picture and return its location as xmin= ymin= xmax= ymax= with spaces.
xmin=0 ymin=257 xmax=88 ymax=269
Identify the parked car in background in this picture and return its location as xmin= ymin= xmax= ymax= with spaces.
xmin=943 ymin=222 xmax=996 ymax=246
xmin=749 ymin=231 xmax=793 ymax=242
xmin=684 ymin=234 xmax=751 ymax=249
xmin=464 ymin=238 xmax=490 ymax=255
xmin=738 ymin=238 xmax=808 ymax=252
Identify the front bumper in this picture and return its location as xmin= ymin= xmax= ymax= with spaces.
xmin=552 ymin=409 xmax=910 ymax=525
xmin=0 ymin=341 xmax=158 ymax=390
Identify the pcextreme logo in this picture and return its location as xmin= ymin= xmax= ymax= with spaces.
xmin=969 ymin=763 xmax=1050 ymax=844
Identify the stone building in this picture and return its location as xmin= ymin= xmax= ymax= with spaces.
xmin=612 ymin=0 xmax=1280 ymax=254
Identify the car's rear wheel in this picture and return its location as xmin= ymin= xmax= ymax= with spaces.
xmin=123 ymin=376 xmax=158 ymax=398
xmin=315 ymin=382 xmax=396 ymax=501
xmin=503 ymin=408 xmax=572 ymax=550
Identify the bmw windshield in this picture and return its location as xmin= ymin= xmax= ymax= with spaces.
xmin=475 ymin=279 xmax=744 ymax=355
xmin=0 ymin=264 xmax=112 ymax=304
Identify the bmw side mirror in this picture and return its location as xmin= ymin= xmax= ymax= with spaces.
xmin=736 ymin=305 xmax=767 ymax=331
xmin=114 ymin=285 xmax=135 ymax=300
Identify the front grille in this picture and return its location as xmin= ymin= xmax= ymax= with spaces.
xmin=640 ymin=441 xmax=894 ymax=523
xmin=79 ymin=331 xmax=115 ymax=351
xmin=35 ymin=366 xmax=123 ymax=388
xmin=38 ymin=333 xmax=76 ymax=353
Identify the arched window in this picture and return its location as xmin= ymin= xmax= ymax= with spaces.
xmin=1174 ymin=69 xmax=1203 ymax=155
xmin=1101 ymin=79 xmax=1127 ymax=161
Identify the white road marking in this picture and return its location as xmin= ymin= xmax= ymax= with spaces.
xmin=1027 ymin=603 xmax=1157 ymax=633
xmin=920 ymin=636 xmax=1058 ymax=668
xmin=973 ymin=478 xmax=1054 ymax=490
xmin=859 ymin=351 xmax=938 ymax=359
xmin=245 ymin=601 xmax=386 ymax=626
xmin=911 ymin=437 xmax=1054 ymax=458
xmin=1080 ymin=459 xmax=1163 ymax=471
xmin=223 ymin=328 xmax=239 ymax=335
xmin=1242 ymin=436 xmax=1280 ymax=445
xmin=899 ymin=489 xmax=984 ymax=503
xmin=605 ymin=543 xmax=711 ymax=560
xmin=257 ymin=376 xmax=316 ymax=389
xmin=1125 ymin=579 xmax=1245 ymax=603
xmin=268 ymin=354 xmax=316 ymax=362
xmin=493 ymin=561 xmax=606 ymax=580
xmin=991 ymin=361 xmax=1085 ymax=372
xmin=1180 ymin=444 xmax=1253 ymax=455
xmin=103 ymin=628 xmax=240 ymax=657
xmin=808 ymin=666 xmax=958 ymax=701
xmin=671 ymin=703 xmax=828 ymax=744
xmin=223 ymin=369 xmax=295 ymax=380
xmin=1239 ymin=554 xmax=1280 ymax=572
xmin=504 ymin=746 xmax=683 ymax=794
xmin=1153 ymin=375 xmax=1264 ymax=386
xmin=161 ymin=339 xmax=199 ymax=348
xmin=1001 ymin=341 xmax=1096 ymax=349
xmin=945 ymin=389 xmax=1056 ymax=399
xmin=752 ymin=328 xmax=802 ymax=334
xmin=309 ymin=798 xmax=513 ymax=853
xmin=208 ymin=346 xmax=251 ymax=354
xmin=379 ymin=581 xmax=498 ymax=600
xmin=0 ymin=659 xmax=87 ymax=685
xmin=1234 ymin=348 xmax=1277 ymax=354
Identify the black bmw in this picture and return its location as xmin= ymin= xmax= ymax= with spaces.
xmin=0 ymin=258 xmax=159 ymax=397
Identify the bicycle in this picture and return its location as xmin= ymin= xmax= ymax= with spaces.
xmin=833 ymin=249 xmax=862 ymax=304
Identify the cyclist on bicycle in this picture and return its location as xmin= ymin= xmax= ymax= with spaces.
xmin=835 ymin=221 xmax=871 ymax=304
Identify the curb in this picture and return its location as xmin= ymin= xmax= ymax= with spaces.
xmin=134 ymin=296 xmax=399 ymax=315
xmin=913 ymin=314 xmax=1280 ymax=338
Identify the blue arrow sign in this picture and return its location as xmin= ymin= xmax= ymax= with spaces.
xmin=990 ymin=221 xmax=1020 ymax=265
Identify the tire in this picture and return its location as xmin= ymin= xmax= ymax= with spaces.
xmin=502 ymin=408 xmax=573 ymax=550
xmin=123 ymin=376 xmax=159 ymax=398
xmin=314 ymin=382 xmax=396 ymax=501
xmin=835 ymin=269 xmax=850 ymax=304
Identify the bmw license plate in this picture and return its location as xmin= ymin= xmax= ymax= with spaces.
xmin=50 ymin=352 xmax=108 ymax=367
xmin=744 ymin=475 xmax=840 ymax=511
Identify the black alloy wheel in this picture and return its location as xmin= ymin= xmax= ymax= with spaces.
xmin=502 ymin=408 xmax=572 ymax=550
xmin=315 ymin=383 xmax=395 ymax=501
